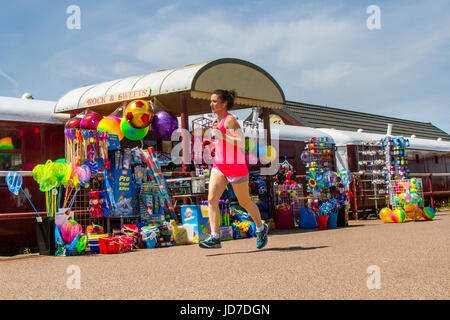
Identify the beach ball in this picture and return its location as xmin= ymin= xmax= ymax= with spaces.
xmin=422 ymin=207 xmax=435 ymax=220
xmin=120 ymin=117 xmax=149 ymax=141
xmin=65 ymin=118 xmax=80 ymax=129
xmin=391 ymin=208 xmax=406 ymax=223
xmin=404 ymin=203 xmax=418 ymax=213
xmin=339 ymin=169 xmax=353 ymax=186
xmin=399 ymin=192 xmax=411 ymax=204
xmin=124 ymin=100 xmax=153 ymax=129
xmin=80 ymin=112 xmax=103 ymax=130
xmin=97 ymin=115 xmax=124 ymax=140
xmin=259 ymin=145 xmax=277 ymax=164
xmin=151 ymin=110 xmax=178 ymax=139
xmin=414 ymin=208 xmax=423 ymax=221
xmin=410 ymin=191 xmax=420 ymax=204
xmin=323 ymin=171 xmax=339 ymax=188
xmin=379 ymin=207 xmax=393 ymax=223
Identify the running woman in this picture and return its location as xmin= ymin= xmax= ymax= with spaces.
xmin=199 ymin=89 xmax=269 ymax=249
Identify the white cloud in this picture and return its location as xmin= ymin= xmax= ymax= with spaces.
xmin=34 ymin=1 xmax=450 ymax=133
xmin=0 ymin=66 xmax=20 ymax=96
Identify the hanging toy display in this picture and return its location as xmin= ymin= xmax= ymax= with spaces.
xmin=300 ymin=137 xmax=352 ymax=229
xmin=381 ymin=136 xmax=410 ymax=181
xmin=64 ymin=129 xmax=110 ymax=169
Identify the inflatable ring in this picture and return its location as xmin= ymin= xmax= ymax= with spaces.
xmin=76 ymin=235 xmax=87 ymax=253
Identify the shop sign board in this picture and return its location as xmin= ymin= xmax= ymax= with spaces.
xmin=85 ymin=88 xmax=151 ymax=108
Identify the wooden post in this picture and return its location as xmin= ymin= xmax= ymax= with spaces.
xmin=262 ymin=108 xmax=275 ymax=220
xmin=180 ymin=93 xmax=190 ymax=205
xmin=352 ymin=180 xmax=359 ymax=220
xmin=428 ymin=173 xmax=435 ymax=209
xmin=180 ymin=93 xmax=190 ymax=174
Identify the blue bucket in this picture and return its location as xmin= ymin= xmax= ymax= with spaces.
xmin=299 ymin=208 xmax=318 ymax=228
xmin=327 ymin=211 xmax=338 ymax=229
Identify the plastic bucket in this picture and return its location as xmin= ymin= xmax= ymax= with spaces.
xmin=315 ymin=215 xmax=328 ymax=230
xmin=327 ymin=211 xmax=338 ymax=229
xmin=275 ymin=205 xmax=295 ymax=229
xmin=35 ymin=216 xmax=55 ymax=255
xmin=299 ymin=208 xmax=318 ymax=228
xmin=99 ymin=237 xmax=121 ymax=254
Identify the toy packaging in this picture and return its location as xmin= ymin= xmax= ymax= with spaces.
xmin=106 ymin=169 xmax=137 ymax=216
xmin=181 ymin=205 xmax=211 ymax=242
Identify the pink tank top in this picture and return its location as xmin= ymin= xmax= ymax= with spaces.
xmin=212 ymin=113 xmax=249 ymax=177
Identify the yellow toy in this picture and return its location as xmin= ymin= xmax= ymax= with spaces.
xmin=379 ymin=207 xmax=393 ymax=223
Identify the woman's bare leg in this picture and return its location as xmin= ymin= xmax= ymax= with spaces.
xmin=207 ymin=170 xmax=228 ymax=234
xmin=231 ymin=180 xmax=263 ymax=229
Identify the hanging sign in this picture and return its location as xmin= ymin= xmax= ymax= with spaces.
xmin=85 ymin=88 xmax=151 ymax=108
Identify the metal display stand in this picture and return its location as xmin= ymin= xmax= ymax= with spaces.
xmin=355 ymin=141 xmax=387 ymax=215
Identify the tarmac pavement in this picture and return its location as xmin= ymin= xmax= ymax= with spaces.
xmin=1 ymin=210 xmax=449 ymax=300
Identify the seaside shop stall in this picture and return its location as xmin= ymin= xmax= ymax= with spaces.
xmin=20 ymin=58 xmax=288 ymax=255
xmin=318 ymin=128 xmax=450 ymax=221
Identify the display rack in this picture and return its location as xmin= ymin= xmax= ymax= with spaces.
xmin=274 ymin=182 xmax=304 ymax=224
xmin=388 ymin=178 xmax=424 ymax=210
xmin=355 ymin=141 xmax=387 ymax=213
xmin=71 ymin=173 xmax=105 ymax=231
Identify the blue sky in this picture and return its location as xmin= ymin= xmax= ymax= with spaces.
xmin=0 ymin=0 xmax=449 ymax=135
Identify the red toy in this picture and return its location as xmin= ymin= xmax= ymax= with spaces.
xmin=89 ymin=191 xmax=104 ymax=218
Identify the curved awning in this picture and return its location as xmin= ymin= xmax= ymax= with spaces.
xmin=54 ymin=58 xmax=285 ymax=116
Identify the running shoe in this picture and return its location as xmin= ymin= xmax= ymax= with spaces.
xmin=256 ymin=223 xmax=269 ymax=249
xmin=199 ymin=235 xmax=222 ymax=249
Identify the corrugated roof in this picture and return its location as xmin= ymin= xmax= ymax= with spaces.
xmin=0 ymin=96 xmax=68 ymax=124
xmin=283 ymin=101 xmax=450 ymax=142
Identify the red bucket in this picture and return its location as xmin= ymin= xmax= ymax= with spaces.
xmin=98 ymin=235 xmax=134 ymax=254
xmin=275 ymin=204 xmax=295 ymax=229
xmin=315 ymin=215 xmax=328 ymax=230
xmin=98 ymin=237 xmax=121 ymax=254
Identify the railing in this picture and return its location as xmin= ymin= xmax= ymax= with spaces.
xmin=0 ymin=171 xmax=33 ymax=177
xmin=409 ymin=173 xmax=450 ymax=209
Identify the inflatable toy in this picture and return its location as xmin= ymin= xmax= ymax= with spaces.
xmin=80 ymin=112 xmax=103 ymax=130
xmin=124 ymin=100 xmax=153 ymax=129
xmin=151 ymin=111 xmax=178 ymax=139
xmin=259 ymin=145 xmax=277 ymax=164
xmin=379 ymin=207 xmax=393 ymax=222
xmin=97 ymin=115 xmax=124 ymax=140
xmin=120 ymin=117 xmax=149 ymax=141
xmin=391 ymin=208 xmax=406 ymax=223
xmin=65 ymin=118 xmax=80 ymax=129
xmin=422 ymin=207 xmax=435 ymax=220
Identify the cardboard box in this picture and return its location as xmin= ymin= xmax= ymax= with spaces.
xmin=181 ymin=205 xmax=209 ymax=226
xmin=219 ymin=225 xmax=233 ymax=241
xmin=181 ymin=205 xmax=233 ymax=243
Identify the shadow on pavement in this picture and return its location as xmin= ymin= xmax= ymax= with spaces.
xmin=268 ymin=224 xmax=366 ymax=236
xmin=206 ymin=245 xmax=329 ymax=257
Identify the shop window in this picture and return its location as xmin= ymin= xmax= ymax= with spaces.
xmin=0 ymin=153 xmax=23 ymax=186
xmin=0 ymin=132 xmax=21 ymax=150
xmin=0 ymin=129 xmax=25 ymax=186
xmin=0 ymin=153 xmax=22 ymax=170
